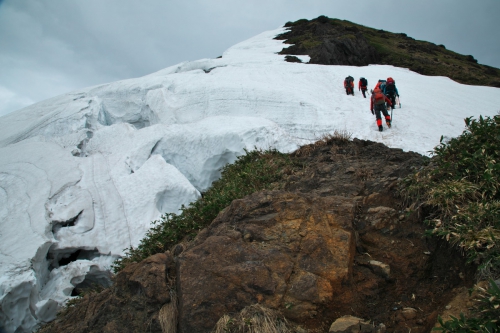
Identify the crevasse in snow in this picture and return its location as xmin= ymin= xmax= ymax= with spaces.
xmin=0 ymin=26 xmax=499 ymax=332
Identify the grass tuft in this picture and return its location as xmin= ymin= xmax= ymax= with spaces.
xmin=293 ymin=130 xmax=352 ymax=157
xmin=211 ymin=304 xmax=297 ymax=333
xmin=159 ymin=290 xmax=178 ymax=333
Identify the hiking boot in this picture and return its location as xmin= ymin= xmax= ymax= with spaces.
xmin=386 ymin=121 xmax=391 ymax=128
xmin=378 ymin=125 xmax=383 ymax=132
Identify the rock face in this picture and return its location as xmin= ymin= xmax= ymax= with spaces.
xmin=276 ymin=18 xmax=379 ymax=66
xmin=176 ymin=191 xmax=357 ymax=332
xmin=39 ymin=138 xmax=476 ymax=333
xmin=38 ymin=252 xmax=175 ymax=333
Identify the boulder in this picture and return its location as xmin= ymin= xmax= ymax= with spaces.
xmin=176 ymin=191 xmax=357 ymax=333
xmin=37 ymin=252 xmax=174 ymax=333
xmin=329 ymin=315 xmax=375 ymax=333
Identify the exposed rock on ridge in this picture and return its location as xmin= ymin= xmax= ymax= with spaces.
xmin=276 ymin=19 xmax=379 ymax=66
xmin=276 ymin=16 xmax=500 ymax=87
xmin=177 ymin=191 xmax=356 ymax=332
xmin=39 ymin=138 xmax=475 ymax=333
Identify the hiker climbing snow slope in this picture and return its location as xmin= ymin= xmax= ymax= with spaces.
xmin=371 ymin=88 xmax=392 ymax=132
xmin=384 ymin=77 xmax=400 ymax=109
xmin=359 ymin=77 xmax=368 ymax=98
xmin=344 ymin=75 xmax=355 ymax=95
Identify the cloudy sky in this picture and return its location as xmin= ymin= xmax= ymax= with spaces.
xmin=1 ymin=0 xmax=499 ymax=116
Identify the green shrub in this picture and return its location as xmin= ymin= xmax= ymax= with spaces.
xmin=301 ymin=40 xmax=322 ymax=49
xmin=290 ymin=19 xmax=308 ymax=26
xmin=401 ymin=115 xmax=500 ymax=273
xmin=400 ymin=115 xmax=500 ymax=332
xmin=434 ymin=279 xmax=500 ymax=333
xmin=113 ymin=149 xmax=297 ymax=272
xmin=343 ymin=34 xmax=357 ymax=40
xmin=316 ymin=15 xmax=329 ymax=24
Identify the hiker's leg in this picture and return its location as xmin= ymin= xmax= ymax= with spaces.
xmin=382 ymin=107 xmax=391 ymax=123
xmin=375 ymin=107 xmax=383 ymax=131
xmin=375 ymin=107 xmax=383 ymax=123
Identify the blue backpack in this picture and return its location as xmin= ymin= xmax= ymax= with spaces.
xmin=378 ymin=79 xmax=386 ymax=92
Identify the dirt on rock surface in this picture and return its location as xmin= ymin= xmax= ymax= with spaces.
xmin=286 ymin=138 xmax=476 ymax=333
xmin=39 ymin=138 xmax=476 ymax=333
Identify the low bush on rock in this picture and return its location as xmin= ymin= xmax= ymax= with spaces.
xmin=435 ymin=280 xmax=500 ymax=333
xmin=400 ymin=115 xmax=500 ymax=332
xmin=113 ymin=149 xmax=298 ymax=272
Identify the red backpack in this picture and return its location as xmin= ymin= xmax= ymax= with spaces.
xmin=373 ymin=89 xmax=385 ymax=105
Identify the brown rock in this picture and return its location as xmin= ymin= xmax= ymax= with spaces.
xmin=402 ymin=307 xmax=417 ymax=320
xmin=365 ymin=206 xmax=398 ymax=230
xmin=38 ymin=252 xmax=174 ymax=333
xmin=368 ymin=260 xmax=390 ymax=278
xmin=176 ymin=191 xmax=356 ymax=333
xmin=329 ymin=315 xmax=373 ymax=333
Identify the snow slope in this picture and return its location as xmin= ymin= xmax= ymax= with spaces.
xmin=0 ymin=26 xmax=499 ymax=332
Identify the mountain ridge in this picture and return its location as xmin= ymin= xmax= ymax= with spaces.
xmin=276 ymin=16 xmax=500 ymax=87
xmin=1 ymin=18 xmax=499 ymax=333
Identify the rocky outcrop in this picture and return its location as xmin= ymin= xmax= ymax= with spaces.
xmin=276 ymin=18 xmax=379 ymax=66
xmin=40 ymin=138 xmax=476 ymax=333
xmin=329 ymin=315 xmax=385 ymax=333
xmin=176 ymin=191 xmax=357 ymax=332
xmin=38 ymin=252 xmax=175 ymax=333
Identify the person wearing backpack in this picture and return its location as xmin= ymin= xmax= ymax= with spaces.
xmin=374 ymin=79 xmax=386 ymax=92
xmin=370 ymin=87 xmax=393 ymax=132
xmin=383 ymin=77 xmax=399 ymax=109
xmin=344 ymin=76 xmax=354 ymax=95
xmin=358 ymin=77 xmax=368 ymax=98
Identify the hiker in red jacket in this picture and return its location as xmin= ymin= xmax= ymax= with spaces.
xmin=358 ymin=77 xmax=368 ymax=98
xmin=344 ymin=76 xmax=354 ymax=95
xmin=370 ymin=88 xmax=392 ymax=132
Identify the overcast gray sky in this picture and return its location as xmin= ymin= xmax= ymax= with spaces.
xmin=1 ymin=0 xmax=499 ymax=116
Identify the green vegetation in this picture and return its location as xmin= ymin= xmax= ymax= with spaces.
xmin=435 ymin=280 xmax=500 ymax=332
xmin=284 ymin=18 xmax=308 ymax=27
xmin=113 ymin=132 xmax=354 ymax=272
xmin=400 ymin=115 xmax=500 ymax=331
xmin=341 ymin=19 xmax=500 ymax=86
xmin=285 ymin=33 xmax=321 ymax=50
xmin=301 ymin=39 xmax=322 ymax=49
xmin=112 ymin=149 xmax=299 ymax=272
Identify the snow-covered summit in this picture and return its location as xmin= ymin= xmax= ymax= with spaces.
xmin=1 ymin=26 xmax=500 ymax=332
